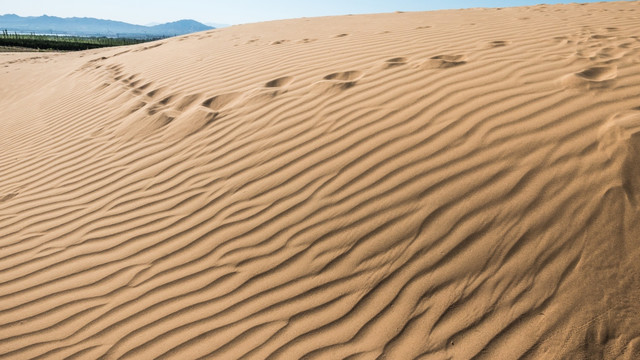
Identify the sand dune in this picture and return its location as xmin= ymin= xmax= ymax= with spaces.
xmin=2 ymin=2 xmax=640 ymax=359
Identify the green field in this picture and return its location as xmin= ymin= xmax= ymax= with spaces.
xmin=0 ymin=30 xmax=163 ymax=51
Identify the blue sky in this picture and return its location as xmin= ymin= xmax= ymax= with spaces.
xmin=0 ymin=0 xmax=624 ymax=25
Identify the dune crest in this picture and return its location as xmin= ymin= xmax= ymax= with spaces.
xmin=2 ymin=2 xmax=640 ymax=359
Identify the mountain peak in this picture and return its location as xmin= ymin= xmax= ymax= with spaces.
xmin=0 ymin=14 xmax=214 ymax=38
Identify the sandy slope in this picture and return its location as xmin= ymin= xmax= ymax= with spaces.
xmin=2 ymin=2 xmax=640 ymax=359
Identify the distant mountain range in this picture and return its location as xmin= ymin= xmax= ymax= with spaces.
xmin=0 ymin=14 xmax=214 ymax=38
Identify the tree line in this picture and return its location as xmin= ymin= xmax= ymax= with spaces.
xmin=0 ymin=29 xmax=164 ymax=51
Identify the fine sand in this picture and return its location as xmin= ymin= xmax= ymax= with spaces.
xmin=2 ymin=2 xmax=640 ymax=359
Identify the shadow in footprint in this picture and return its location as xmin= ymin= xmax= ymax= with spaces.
xmin=202 ymin=92 xmax=243 ymax=111
xmin=163 ymin=108 xmax=218 ymax=140
xmin=245 ymin=76 xmax=295 ymax=101
xmin=0 ymin=192 xmax=18 ymax=203
xmin=561 ymin=65 xmax=617 ymax=90
xmin=115 ymin=110 xmax=176 ymax=140
xmin=175 ymin=94 xmax=202 ymax=111
xmin=311 ymin=71 xmax=363 ymax=95
xmin=487 ymin=40 xmax=510 ymax=48
xmin=323 ymin=71 xmax=362 ymax=81
xmin=265 ymin=76 xmax=294 ymax=88
xmin=383 ymin=57 xmax=408 ymax=68
xmin=576 ymin=66 xmax=617 ymax=81
xmin=420 ymin=55 xmax=467 ymax=69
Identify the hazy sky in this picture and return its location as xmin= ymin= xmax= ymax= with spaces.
xmin=0 ymin=0 xmax=624 ymax=25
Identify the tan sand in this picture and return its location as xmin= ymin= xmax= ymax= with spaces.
xmin=2 ymin=2 xmax=640 ymax=359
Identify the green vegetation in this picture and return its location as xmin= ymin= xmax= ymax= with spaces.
xmin=0 ymin=29 xmax=164 ymax=51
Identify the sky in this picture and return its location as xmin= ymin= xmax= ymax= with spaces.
xmin=0 ymin=0 xmax=625 ymax=26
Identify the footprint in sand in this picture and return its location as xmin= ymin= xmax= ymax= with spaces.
xmin=163 ymin=108 xmax=218 ymax=140
xmin=114 ymin=110 xmax=175 ymax=140
xmin=145 ymin=94 xmax=177 ymax=115
xmin=201 ymin=92 xmax=243 ymax=111
xmin=561 ymin=65 xmax=617 ymax=89
xmin=135 ymin=42 xmax=164 ymax=52
xmin=487 ymin=40 xmax=510 ymax=48
xmin=383 ymin=57 xmax=408 ymax=68
xmin=136 ymin=81 xmax=153 ymax=91
xmin=96 ymin=82 xmax=111 ymax=91
xmin=576 ymin=65 xmax=617 ymax=80
xmin=324 ymin=70 xmax=362 ymax=82
xmin=113 ymin=81 xmax=217 ymax=141
xmin=145 ymin=87 xmax=165 ymax=99
xmin=246 ymin=75 xmax=295 ymax=99
xmin=113 ymin=49 xmax=131 ymax=57
xmin=220 ymin=76 xmax=295 ymax=105
xmin=174 ymin=94 xmax=202 ymax=111
xmin=121 ymin=74 xmax=139 ymax=85
xmin=310 ymin=70 xmax=363 ymax=95
xmin=123 ymin=100 xmax=147 ymax=116
xmin=128 ymin=79 xmax=142 ymax=88
xmin=593 ymin=47 xmax=628 ymax=62
xmin=158 ymin=94 xmax=177 ymax=106
xmin=419 ymin=55 xmax=467 ymax=69
xmin=265 ymin=76 xmax=294 ymax=88
xmin=0 ymin=191 xmax=18 ymax=203
xmin=129 ymin=80 xmax=152 ymax=95
xmin=590 ymin=34 xmax=616 ymax=40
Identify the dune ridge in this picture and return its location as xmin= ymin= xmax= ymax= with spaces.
xmin=2 ymin=2 xmax=640 ymax=359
